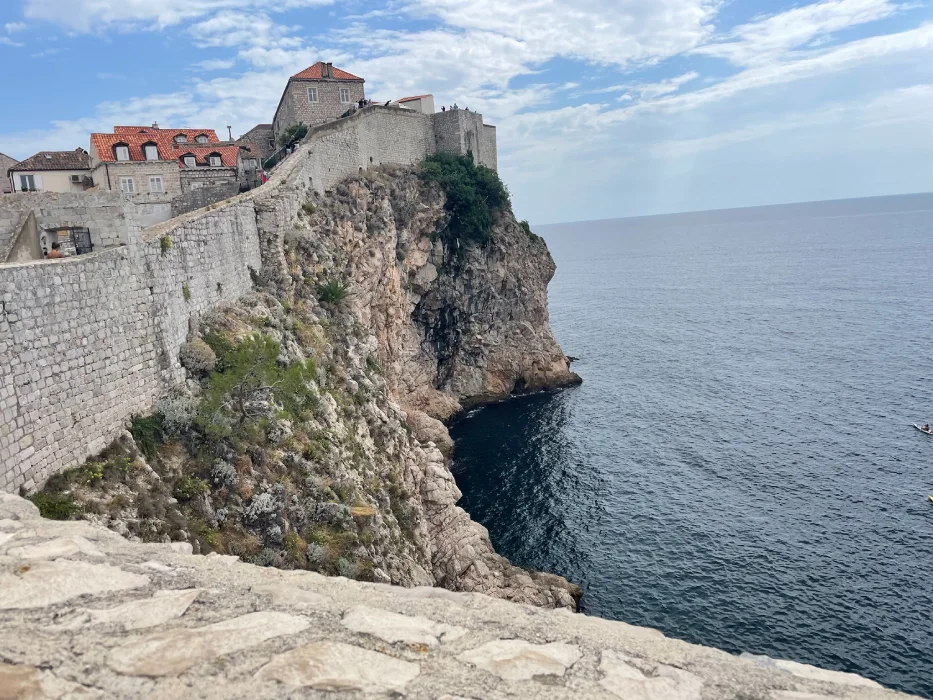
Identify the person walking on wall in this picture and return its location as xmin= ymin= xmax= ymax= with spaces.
xmin=47 ymin=242 xmax=64 ymax=259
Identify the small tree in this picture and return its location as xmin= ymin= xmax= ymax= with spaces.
xmin=197 ymin=334 xmax=317 ymax=439
xmin=277 ymin=123 xmax=309 ymax=148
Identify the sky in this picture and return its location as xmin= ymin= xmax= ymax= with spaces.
xmin=0 ymin=0 xmax=931 ymax=223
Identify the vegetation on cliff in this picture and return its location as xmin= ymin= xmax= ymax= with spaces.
xmin=420 ymin=153 xmax=509 ymax=247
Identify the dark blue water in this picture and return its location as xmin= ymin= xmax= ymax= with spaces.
xmin=450 ymin=193 xmax=933 ymax=698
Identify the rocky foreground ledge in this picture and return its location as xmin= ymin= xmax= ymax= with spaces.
xmin=0 ymin=494 xmax=914 ymax=700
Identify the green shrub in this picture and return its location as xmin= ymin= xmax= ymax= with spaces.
xmin=129 ymin=414 xmax=165 ymax=459
xmin=196 ymin=334 xmax=317 ymax=439
xmin=277 ymin=122 xmax=308 ymax=148
xmin=315 ymin=279 xmax=350 ymax=305
xmin=420 ymin=152 xmax=510 ymax=248
xmin=173 ymin=475 xmax=209 ymax=501
xmin=518 ymin=219 xmax=542 ymax=242
xmin=301 ymin=201 xmax=316 ymax=216
xmin=366 ymin=356 xmax=382 ymax=374
xmin=182 ymin=285 xmax=191 ymax=302
xmin=160 ymin=235 xmax=172 ymax=255
xmin=31 ymin=492 xmax=79 ymax=520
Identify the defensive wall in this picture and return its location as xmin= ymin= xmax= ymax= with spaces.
xmin=0 ymin=104 xmax=496 ymax=493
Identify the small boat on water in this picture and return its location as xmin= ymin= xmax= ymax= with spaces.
xmin=913 ymin=424 xmax=933 ymax=435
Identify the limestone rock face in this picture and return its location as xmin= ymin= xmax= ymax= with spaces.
xmin=303 ymin=171 xmax=581 ymax=422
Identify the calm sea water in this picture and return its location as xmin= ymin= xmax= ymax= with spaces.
xmin=450 ymin=193 xmax=933 ymax=698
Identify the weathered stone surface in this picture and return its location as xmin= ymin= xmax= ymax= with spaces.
xmin=0 ymin=560 xmax=148 ymax=610
xmin=598 ymin=650 xmax=703 ymax=700
xmin=341 ymin=605 xmax=467 ymax=646
xmin=457 ymin=639 xmax=582 ymax=680
xmin=743 ymin=653 xmax=882 ymax=688
xmin=255 ymin=641 xmax=420 ymax=692
xmin=251 ymin=583 xmax=328 ymax=607
xmin=107 ymin=611 xmax=310 ymax=676
xmin=6 ymin=536 xmax=103 ymax=560
xmin=57 ymin=589 xmax=200 ymax=631
xmin=0 ymin=496 xmax=916 ymax=699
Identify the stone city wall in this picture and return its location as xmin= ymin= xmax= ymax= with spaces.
xmin=0 ymin=198 xmax=262 ymax=492
xmin=171 ymin=182 xmax=241 ymax=217
xmin=0 ymin=191 xmax=140 ymax=254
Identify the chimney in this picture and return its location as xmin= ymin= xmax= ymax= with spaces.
xmin=324 ymin=62 xmax=333 ymax=79
xmin=152 ymin=121 xmax=159 ymax=129
xmin=227 ymin=125 xmax=233 ymax=140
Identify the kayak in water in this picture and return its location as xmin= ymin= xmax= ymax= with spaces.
xmin=913 ymin=424 xmax=933 ymax=435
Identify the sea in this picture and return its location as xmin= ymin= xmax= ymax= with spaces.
xmin=449 ymin=192 xmax=933 ymax=698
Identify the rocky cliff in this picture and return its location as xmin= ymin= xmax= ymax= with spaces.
xmin=33 ymin=163 xmax=581 ymax=609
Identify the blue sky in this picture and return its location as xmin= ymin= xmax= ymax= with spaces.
xmin=1 ymin=0 xmax=931 ymax=223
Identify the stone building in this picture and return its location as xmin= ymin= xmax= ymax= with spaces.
xmin=272 ymin=62 xmax=365 ymax=143
xmin=8 ymin=149 xmax=91 ymax=193
xmin=89 ymin=125 xmax=244 ymax=213
xmin=397 ymin=95 xmax=435 ymax=114
xmin=0 ymin=152 xmax=18 ymax=194
xmin=238 ymin=124 xmax=276 ymax=161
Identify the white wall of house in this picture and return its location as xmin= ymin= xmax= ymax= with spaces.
xmin=11 ymin=170 xmax=89 ymax=193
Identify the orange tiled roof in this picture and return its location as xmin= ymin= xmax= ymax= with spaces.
xmin=291 ymin=61 xmax=363 ymax=81
xmin=91 ymin=131 xmax=239 ymax=166
xmin=397 ymin=95 xmax=432 ymax=103
xmin=113 ymin=126 xmax=220 ymax=140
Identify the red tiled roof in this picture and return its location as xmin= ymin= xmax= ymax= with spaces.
xmin=91 ymin=131 xmax=239 ymax=166
xmin=397 ymin=95 xmax=432 ymax=103
xmin=175 ymin=146 xmax=240 ymax=168
xmin=291 ymin=61 xmax=363 ymax=81
xmin=113 ymin=126 xmax=220 ymax=140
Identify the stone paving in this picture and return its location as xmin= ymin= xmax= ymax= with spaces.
xmin=0 ymin=494 xmax=917 ymax=699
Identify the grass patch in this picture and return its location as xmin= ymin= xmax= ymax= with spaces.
xmin=129 ymin=414 xmax=165 ymax=459
xmin=30 ymin=492 xmax=79 ymax=520
xmin=160 ymin=235 xmax=172 ymax=255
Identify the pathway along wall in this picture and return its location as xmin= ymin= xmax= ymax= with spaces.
xmin=0 ymin=105 xmax=477 ymax=493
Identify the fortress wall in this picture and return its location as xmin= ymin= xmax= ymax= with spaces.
xmin=141 ymin=201 xmax=263 ymax=385
xmin=0 ymin=199 xmax=263 ymax=493
xmin=0 ymin=248 xmax=161 ymax=492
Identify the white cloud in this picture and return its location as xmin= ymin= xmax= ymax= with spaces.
xmin=0 ymin=37 xmax=24 ymax=47
xmin=5 ymin=22 xmax=28 ymax=33
xmin=190 ymin=58 xmax=237 ymax=71
xmin=693 ymin=0 xmax=903 ymax=65
xmin=406 ymin=0 xmax=720 ymax=68
xmin=22 ymin=0 xmax=335 ymax=32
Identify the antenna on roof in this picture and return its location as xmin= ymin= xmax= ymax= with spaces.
xmin=152 ymin=121 xmax=159 ymax=129
xmin=227 ymin=125 xmax=233 ymax=141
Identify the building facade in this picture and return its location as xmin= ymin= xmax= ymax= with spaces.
xmin=238 ymin=124 xmax=276 ymax=161
xmin=89 ymin=125 xmax=243 ymax=206
xmin=0 ymin=153 xmax=18 ymax=194
xmin=8 ymin=149 xmax=91 ymax=193
xmin=396 ymin=95 xmax=435 ymax=114
xmin=273 ymin=62 xmax=365 ymax=142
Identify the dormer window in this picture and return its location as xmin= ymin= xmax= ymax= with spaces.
xmin=114 ymin=143 xmax=130 ymax=161
xmin=209 ymin=153 xmax=222 ymax=167
xmin=174 ymin=134 xmax=188 ymax=144
xmin=182 ymin=155 xmax=196 ymax=168
xmin=143 ymin=143 xmax=159 ymax=161
xmin=196 ymin=134 xmax=209 ymax=144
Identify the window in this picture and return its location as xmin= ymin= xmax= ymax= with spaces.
xmin=195 ymin=134 xmax=209 ymax=144
xmin=119 ymin=177 xmax=135 ymax=193
xmin=340 ymin=87 xmax=350 ymax=103
xmin=149 ymin=176 xmax=164 ymax=193
xmin=143 ymin=144 xmax=158 ymax=161
xmin=19 ymin=174 xmax=36 ymax=191
xmin=268 ymin=138 xmax=275 ymax=148
xmin=114 ymin=145 xmax=130 ymax=161
xmin=174 ymin=134 xmax=188 ymax=143
xmin=307 ymin=87 xmax=318 ymax=103
xmin=183 ymin=156 xmax=196 ymax=168
xmin=209 ymin=155 xmax=222 ymax=167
